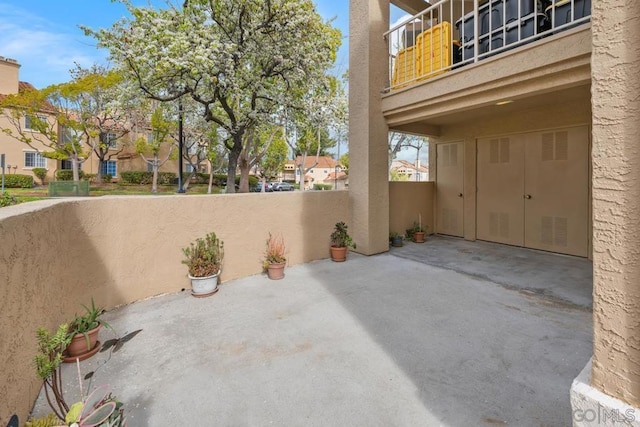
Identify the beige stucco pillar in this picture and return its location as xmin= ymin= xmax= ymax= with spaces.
xmin=591 ymin=0 xmax=640 ymax=406
xmin=349 ymin=0 xmax=390 ymax=255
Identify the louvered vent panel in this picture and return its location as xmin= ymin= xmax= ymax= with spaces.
xmin=542 ymin=133 xmax=554 ymax=161
xmin=541 ymin=216 xmax=554 ymax=245
xmin=554 ymin=217 xmax=568 ymax=247
xmin=442 ymin=145 xmax=450 ymax=167
xmin=450 ymin=144 xmax=458 ymax=167
xmin=500 ymin=138 xmax=510 ymax=163
xmin=555 ymin=131 xmax=569 ymax=160
xmin=490 ymin=139 xmax=500 ymax=163
xmin=490 ymin=212 xmax=499 ymax=236
xmin=500 ymin=213 xmax=509 ymax=238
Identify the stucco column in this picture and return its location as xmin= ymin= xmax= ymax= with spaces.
xmin=591 ymin=0 xmax=640 ymax=406
xmin=349 ymin=0 xmax=390 ymax=255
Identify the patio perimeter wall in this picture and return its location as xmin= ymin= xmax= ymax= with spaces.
xmin=0 ymin=191 xmax=349 ymax=425
xmin=389 ymin=181 xmax=435 ymax=237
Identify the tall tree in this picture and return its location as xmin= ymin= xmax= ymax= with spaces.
xmin=86 ymin=0 xmax=341 ymax=192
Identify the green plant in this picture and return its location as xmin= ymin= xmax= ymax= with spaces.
xmin=0 ymin=192 xmax=18 ymax=207
xmin=69 ymin=298 xmax=113 ymax=349
xmin=182 ymin=232 xmax=224 ymax=277
xmin=3 ymin=174 xmax=34 ymax=188
xmin=32 ymin=168 xmax=48 ymax=185
xmin=263 ymin=233 xmax=286 ymax=269
xmin=330 ymin=221 xmax=356 ymax=249
xmin=65 ymin=385 xmax=126 ymax=427
xmin=313 ymin=183 xmax=332 ymax=191
xmin=34 ymin=324 xmax=72 ymax=420
xmin=389 ymin=231 xmax=401 ymax=239
xmin=55 ymin=170 xmax=85 ymax=181
xmin=25 ymin=413 xmax=62 ymax=427
xmin=412 ymin=221 xmax=425 ymax=233
xmin=82 ymin=173 xmax=97 ymax=183
xmin=103 ymin=174 xmax=113 ymax=183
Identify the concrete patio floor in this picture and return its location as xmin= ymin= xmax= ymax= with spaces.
xmin=32 ymin=237 xmax=593 ymax=426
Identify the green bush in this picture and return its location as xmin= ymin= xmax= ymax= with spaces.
xmin=82 ymin=173 xmax=96 ymax=183
xmin=0 ymin=192 xmax=18 ymax=207
xmin=32 ymin=168 xmax=48 ymax=185
xmin=3 ymin=174 xmax=34 ymax=188
xmin=313 ymin=184 xmax=332 ymax=191
xmin=55 ymin=169 xmax=85 ymax=181
xmin=103 ymin=174 xmax=113 ymax=183
xmin=120 ymin=171 xmax=176 ymax=185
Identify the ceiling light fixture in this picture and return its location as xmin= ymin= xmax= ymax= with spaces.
xmin=495 ymin=100 xmax=514 ymax=106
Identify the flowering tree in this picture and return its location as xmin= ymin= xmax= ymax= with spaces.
xmin=86 ymin=0 xmax=341 ymax=192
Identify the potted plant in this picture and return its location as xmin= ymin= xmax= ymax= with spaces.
xmin=182 ymin=231 xmax=224 ymax=297
xmin=263 ymin=233 xmax=286 ymax=280
xmin=411 ymin=214 xmax=427 ymax=243
xmin=64 ymin=299 xmax=112 ymax=362
xmin=330 ymin=221 xmax=356 ymax=262
xmin=390 ymin=231 xmax=403 ymax=247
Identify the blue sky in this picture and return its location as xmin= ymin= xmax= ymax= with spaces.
xmin=0 ymin=0 xmax=408 ymax=89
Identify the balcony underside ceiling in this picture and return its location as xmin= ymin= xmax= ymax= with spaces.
xmin=382 ymin=26 xmax=592 ymax=137
xmin=390 ymin=0 xmax=431 ymax=14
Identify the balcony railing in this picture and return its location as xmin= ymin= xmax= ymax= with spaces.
xmin=385 ymin=0 xmax=592 ymax=91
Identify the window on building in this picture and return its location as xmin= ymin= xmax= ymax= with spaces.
xmin=147 ymin=162 xmax=154 ymax=172
xmin=61 ymin=159 xmax=72 ymax=170
xmin=100 ymin=132 xmax=118 ymax=148
xmin=101 ymin=160 xmax=117 ymax=177
xmin=24 ymin=115 xmax=47 ymax=131
xmin=185 ymin=163 xmax=195 ymax=173
xmin=24 ymin=152 xmax=47 ymax=168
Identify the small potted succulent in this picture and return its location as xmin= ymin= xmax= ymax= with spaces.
xmin=65 ymin=298 xmax=112 ymax=361
xmin=182 ymin=232 xmax=224 ymax=297
xmin=330 ymin=221 xmax=356 ymax=262
xmin=263 ymin=233 xmax=286 ymax=280
xmin=390 ymin=231 xmax=403 ymax=247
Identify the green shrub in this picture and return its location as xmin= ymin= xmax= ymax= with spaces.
xmin=120 ymin=171 xmax=176 ymax=185
xmin=55 ymin=170 xmax=85 ymax=181
xmin=0 ymin=192 xmax=18 ymax=207
xmin=82 ymin=173 xmax=96 ymax=183
xmin=32 ymin=168 xmax=48 ymax=185
xmin=313 ymin=183 xmax=332 ymax=191
xmin=103 ymin=174 xmax=113 ymax=183
xmin=4 ymin=174 xmax=34 ymax=188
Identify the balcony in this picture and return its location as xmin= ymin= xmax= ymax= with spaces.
xmin=384 ymin=0 xmax=592 ymax=135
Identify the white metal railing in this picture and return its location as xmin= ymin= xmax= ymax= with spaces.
xmin=385 ymin=0 xmax=592 ymax=91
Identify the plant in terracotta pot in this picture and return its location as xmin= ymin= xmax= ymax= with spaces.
xmin=263 ymin=233 xmax=286 ymax=280
xmin=330 ymin=221 xmax=356 ymax=262
xmin=182 ymin=231 xmax=224 ymax=297
xmin=65 ymin=298 xmax=112 ymax=362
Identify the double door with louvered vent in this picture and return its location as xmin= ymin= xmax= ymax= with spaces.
xmin=477 ymin=126 xmax=589 ymax=257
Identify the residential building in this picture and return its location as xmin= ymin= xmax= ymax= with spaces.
xmin=286 ymin=155 xmax=343 ymax=189
xmin=390 ymin=159 xmax=429 ymax=181
xmin=324 ymin=171 xmax=349 ymax=190
xmin=351 ymin=0 xmax=640 ymax=421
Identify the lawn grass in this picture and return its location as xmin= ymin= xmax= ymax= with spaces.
xmin=4 ymin=182 xmax=222 ymax=205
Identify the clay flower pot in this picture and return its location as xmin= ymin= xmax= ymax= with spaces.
xmin=266 ymin=262 xmax=286 ymax=280
xmin=65 ymin=323 xmax=102 ymax=361
xmin=413 ymin=231 xmax=425 ymax=243
xmin=330 ymin=246 xmax=348 ymax=262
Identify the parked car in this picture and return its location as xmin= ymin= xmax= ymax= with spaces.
xmin=272 ymin=182 xmax=294 ymax=191
xmin=253 ymin=182 xmax=274 ymax=192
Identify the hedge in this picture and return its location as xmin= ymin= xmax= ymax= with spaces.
xmin=313 ymin=184 xmax=333 ymax=191
xmin=0 ymin=192 xmax=18 ymax=207
xmin=120 ymin=171 xmax=177 ymax=185
xmin=3 ymin=174 xmax=34 ymax=188
xmin=55 ymin=170 xmax=85 ymax=181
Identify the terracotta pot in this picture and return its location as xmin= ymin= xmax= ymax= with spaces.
xmin=413 ymin=231 xmax=425 ymax=243
xmin=330 ymin=246 xmax=348 ymax=262
xmin=266 ymin=262 xmax=286 ymax=280
xmin=66 ymin=323 xmax=102 ymax=357
xmin=189 ymin=270 xmax=221 ymax=297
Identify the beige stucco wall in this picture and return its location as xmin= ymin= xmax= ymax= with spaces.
xmin=590 ymin=0 xmax=640 ymax=406
xmin=0 ymin=58 xmax=19 ymax=95
xmin=0 ymin=191 xmax=349 ymax=424
xmin=389 ymin=181 xmax=434 ymax=236
xmin=349 ymin=0 xmax=391 ymax=255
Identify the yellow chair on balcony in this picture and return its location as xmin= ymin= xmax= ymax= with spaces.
xmin=392 ymin=45 xmax=418 ymax=89
xmin=416 ymin=21 xmax=452 ymax=81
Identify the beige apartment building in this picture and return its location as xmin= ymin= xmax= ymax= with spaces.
xmin=0 ymin=58 xmax=185 ymax=184
xmin=350 ymin=0 xmax=640 ymax=421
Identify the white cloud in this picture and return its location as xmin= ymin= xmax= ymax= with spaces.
xmin=0 ymin=3 xmax=107 ymax=88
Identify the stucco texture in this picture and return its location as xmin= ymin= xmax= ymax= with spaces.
xmin=590 ymin=0 xmax=640 ymax=406
xmin=389 ymin=181 xmax=434 ymax=236
xmin=0 ymin=191 xmax=349 ymax=424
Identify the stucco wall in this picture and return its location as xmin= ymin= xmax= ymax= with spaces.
xmin=0 ymin=191 xmax=349 ymax=424
xmin=389 ymin=181 xmax=435 ymax=236
xmin=590 ymin=0 xmax=640 ymax=406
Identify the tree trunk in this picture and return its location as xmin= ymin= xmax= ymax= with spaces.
xmin=96 ymin=158 xmax=104 ymax=184
xmin=208 ymin=160 xmax=215 ymax=194
xmin=72 ymin=157 xmax=80 ymax=182
xmin=152 ymin=157 xmax=159 ymax=193
xmin=238 ymin=157 xmax=251 ymax=193
xmin=226 ymin=134 xmax=243 ymax=193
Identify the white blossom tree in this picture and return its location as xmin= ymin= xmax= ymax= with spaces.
xmin=85 ymin=0 xmax=341 ymax=192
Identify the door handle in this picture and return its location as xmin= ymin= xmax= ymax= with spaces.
xmin=524 ymin=194 xmax=532 ymax=199
xmin=458 ymin=193 xmax=463 ymax=198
